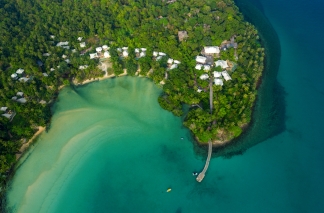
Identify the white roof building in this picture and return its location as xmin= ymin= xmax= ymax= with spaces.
xmin=159 ymin=52 xmax=166 ymax=56
xmin=50 ymin=35 xmax=55 ymax=39
xmin=122 ymin=47 xmax=128 ymax=50
xmin=0 ymin=107 xmax=8 ymax=111
xmin=102 ymin=45 xmax=109 ymax=50
xmin=214 ymin=78 xmax=224 ymax=86
xmin=139 ymin=52 xmax=146 ymax=58
xmin=43 ymin=73 xmax=48 ymax=77
xmin=62 ymin=46 xmax=70 ymax=49
xmin=167 ymin=58 xmax=174 ymax=64
xmin=222 ymin=71 xmax=232 ymax=81
xmin=56 ymin=41 xmax=69 ymax=47
xmin=17 ymin=98 xmax=27 ymax=103
xmin=204 ymin=46 xmax=220 ymax=54
xmin=204 ymin=65 xmax=211 ymax=71
xmin=2 ymin=114 xmax=12 ymax=119
xmin=96 ymin=47 xmax=103 ymax=52
xmin=16 ymin=92 xmax=23 ymax=96
xmin=11 ymin=73 xmax=18 ymax=78
xmin=77 ymin=37 xmax=83 ymax=41
xmin=156 ymin=56 xmax=162 ymax=61
xmin=19 ymin=77 xmax=29 ymax=82
xmin=215 ymin=60 xmax=229 ymax=69
xmin=72 ymin=49 xmax=77 ymax=53
xmin=141 ymin=48 xmax=147 ymax=51
xmin=39 ymin=100 xmax=47 ymax=104
xmin=62 ymin=54 xmax=67 ymax=59
xmin=197 ymin=89 xmax=202 ymax=93
xmin=174 ymin=60 xmax=181 ymax=64
xmin=135 ymin=48 xmax=140 ymax=53
xmin=199 ymin=74 xmax=209 ymax=80
xmin=170 ymin=64 xmax=178 ymax=70
xmin=104 ymin=51 xmax=110 ymax=58
xmin=195 ymin=64 xmax=202 ymax=70
xmin=80 ymin=42 xmax=86 ymax=48
xmin=153 ymin=51 xmax=158 ymax=57
xmin=43 ymin=53 xmax=50 ymax=56
xmin=16 ymin=69 xmax=24 ymax=74
xmin=65 ymin=59 xmax=70 ymax=64
xmin=213 ymin=71 xmax=222 ymax=78
xmin=90 ymin=53 xmax=98 ymax=59
xmin=122 ymin=50 xmax=128 ymax=57
xmin=196 ymin=56 xmax=207 ymax=64
xmin=12 ymin=96 xmax=17 ymax=100
xmin=50 ymin=68 xmax=55 ymax=71
xmin=117 ymin=48 xmax=122 ymax=52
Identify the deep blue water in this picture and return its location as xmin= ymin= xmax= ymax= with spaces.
xmin=6 ymin=0 xmax=324 ymax=212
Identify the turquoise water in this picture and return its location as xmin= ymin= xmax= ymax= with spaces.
xmin=6 ymin=0 xmax=324 ymax=212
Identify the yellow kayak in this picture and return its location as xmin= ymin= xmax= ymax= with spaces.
xmin=166 ymin=188 xmax=171 ymax=192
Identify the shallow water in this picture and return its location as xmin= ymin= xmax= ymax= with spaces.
xmin=6 ymin=0 xmax=324 ymax=211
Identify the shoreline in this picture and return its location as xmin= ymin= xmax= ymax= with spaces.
xmin=15 ymin=126 xmax=46 ymax=160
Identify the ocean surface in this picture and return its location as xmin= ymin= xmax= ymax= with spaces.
xmin=6 ymin=0 xmax=324 ymax=212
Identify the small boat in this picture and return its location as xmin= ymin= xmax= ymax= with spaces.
xmin=166 ymin=188 xmax=172 ymax=192
xmin=180 ymin=137 xmax=184 ymax=140
xmin=192 ymin=172 xmax=198 ymax=176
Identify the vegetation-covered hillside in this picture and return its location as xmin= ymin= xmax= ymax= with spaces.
xmin=0 ymin=0 xmax=264 ymax=196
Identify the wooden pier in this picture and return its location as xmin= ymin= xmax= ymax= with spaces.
xmin=196 ymin=141 xmax=212 ymax=182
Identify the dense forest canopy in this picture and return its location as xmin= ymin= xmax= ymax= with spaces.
xmin=0 ymin=0 xmax=264 ymax=198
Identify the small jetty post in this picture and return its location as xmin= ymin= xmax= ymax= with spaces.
xmin=196 ymin=141 xmax=212 ymax=182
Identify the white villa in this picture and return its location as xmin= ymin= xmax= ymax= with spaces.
xmin=196 ymin=56 xmax=207 ymax=64
xmin=153 ymin=51 xmax=158 ymax=57
xmin=214 ymin=78 xmax=224 ymax=86
xmin=215 ymin=60 xmax=229 ymax=69
xmin=79 ymin=65 xmax=89 ymax=70
xmin=167 ymin=58 xmax=174 ymax=64
xmin=19 ymin=77 xmax=29 ymax=82
xmin=213 ymin=71 xmax=222 ymax=78
xmin=56 ymin=41 xmax=69 ymax=47
xmin=174 ymin=60 xmax=181 ymax=64
xmin=16 ymin=92 xmax=23 ymax=96
xmin=80 ymin=42 xmax=86 ymax=48
xmin=102 ymin=45 xmax=109 ymax=50
xmin=203 ymin=65 xmax=211 ymax=71
xmin=90 ymin=53 xmax=98 ymax=59
xmin=96 ymin=47 xmax=103 ymax=52
xmin=203 ymin=46 xmax=220 ymax=54
xmin=222 ymin=71 xmax=232 ymax=81
xmin=122 ymin=50 xmax=128 ymax=57
xmin=16 ymin=68 xmax=24 ymax=74
xmin=43 ymin=53 xmax=50 ymax=56
xmin=77 ymin=37 xmax=83 ymax=41
xmin=17 ymin=98 xmax=27 ymax=103
xmin=43 ymin=73 xmax=48 ymax=77
xmin=0 ymin=107 xmax=8 ymax=112
xmin=50 ymin=68 xmax=55 ymax=71
xmin=139 ymin=52 xmax=145 ymax=58
xmin=197 ymin=89 xmax=202 ymax=93
xmin=62 ymin=54 xmax=67 ymax=59
xmin=170 ymin=64 xmax=178 ymax=70
xmin=104 ymin=51 xmax=110 ymax=58
xmin=159 ymin=52 xmax=166 ymax=56
xmin=11 ymin=73 xmax=18 ymax=79
xmin=200 ymin=74 xmax=209 ymax=80
xmin=195 ymin=64 xmax=202 ymax=70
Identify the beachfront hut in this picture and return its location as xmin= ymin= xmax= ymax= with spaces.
xmin=16 ymin=69 xmax=24 ymax=74
xmin=1 ymin=114 xmax=12 ymax=119
xmin=215 ymin=60 xmax=229 ymax=69
xmin=221 ymin=71 xmax=232 ymax=81
xmin=96 ymin=47 xmax=103 ymax=52
xmin=104 ymin=51 xmax=110 ymax=58
xmin=90 ymin=53 xmax=98 ymax=59
xmin=80 ymin=42 xmax=86 ymax=48
xmin=213 ymin=71 xmax=222 ymax=78
xmin=204 ymin=65 xmax=211 ymax=71
xmin=195 ymin=64 xmax=202 ymax=70
xmin=203 ymin=46 xmax=220 ymax=54
xmin=196 ymin=56 xmax=207 ymax=64
xmin=170 ymin=64 xmax=178 ymax=70
xmin=199 ymin=74 xmax=209 ymax=80
xmin=0 ymin=107 xmax=8 ymax=112
xmin=214 ymin=78 xmax=224 ymax=86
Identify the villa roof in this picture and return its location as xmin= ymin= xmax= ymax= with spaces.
xmin=12 ymin=96 xmax=17 ymax=100
xmin=159 ymin=52 xmax=166 ymax=56
xmin=102 ymin=45 xmax=109 ymax=50
xmin=104 ymin=51 xmax=110 ymax=58
xmin=199 ymin=74 xmax=209 ymax=80
xmin=213 ymin=71 xmax=222 ymax=78
xmin=43 ymin=53 xmax=50 ymax=56
xmin=195 ymin=64 xmax=202 ymax=70
xmin=62 ymin=46 xmax=70 ymax=49
xmin=16 ymin=68 xmax=24 ymax=74
xmin=11 ymin=73 xmax=18 ymax=78
xmin=2 ymin=114 xmax=12 ymax=119
xmin=215 ymin=60 xmax=229 ymax=69
xmin=80 ymin=42 xmax=86 ymax=48
xmin=122 ymin=50 xmax=128 ymax=57
xmin=214 ymin=78 xmax=224 ymax=86
xmin=167 ymin=58 xmax=174 ymax=64
xmin=197 ymin=89 xmax=202 ymax=93
xmin=139 ymin=52 xmax=145 ymax=58
xmin=50 ymin=68 xmax=55 ymax=71
xmin=62 ymin=54 xmax=67 ymax=59
xmin=122 ymin=47 xmax=128 ymax=50
xmin=65 ymin=59 xmax=70 ymax=64
xmin=77 ymin=37 xmax=83 ymax=41
xmin=16 ymin=92 xmax=23 ymax=96
xmin=56 ymin=41 xmax=69 ymax=47
xmin=156 ymin=56 xmax=162 ymax=61
xmin=43 ymin=73 xmax=49 ymax=77
xmin=90 ymin=53 xmax=98 ymax=59
xmin=96 ymin=47 xmax=103 ymax=52
xmin=204 ymin=65 xmax=211 ymax=71
xmin=17 ymin=98 xmax=27 ymax=103
xmin=135 ymin=48 xmax=140 ymax=53
xmin=170 ymin=64 xmax=178 ymax=70
xmin=153 ymin=51 xmax=158 ymax=57
xmin=221 ymin=71 xmax=232 ymax=81
xmin=196 ymin=56 xmax=207 ymax=64
xmin=19 ymin=77 xmax=29 ymax=82
xmin=204 ymin=46 xmax=220 ymax=54
xmin=141 ymin=48 xmax=147 ymax=51
xmin=0 ymin=107 xmax=8 ymax=111
xmin=39 ymin=100 xmax=47 ymax=104
xmin=174 ymin=60 xmax=180 ymax=64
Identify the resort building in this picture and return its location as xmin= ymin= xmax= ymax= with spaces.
xmin=167 ymin=58 xmax=174 ymax=64
xmin=195 ymin=64 xmax=202 ymax=70
xmin=16 ymin=92 xmax=23 ymax=96
xmin=197 ymin=88 xmax=202 ymax=93
xmin=199 ymin=74 xmax=209 ymax=80
xmin=19 ymin=77 xmax=29 ymax=82
xmin=214 ymin=78 xmax=224 ymax=86
xmin=104 ymin=51 xmax=110 ymax=58
xmin=96 ymin=47 xmax=103 ymax=52
xmin=196 ymin=56 xmax=207 ymax=64
xmin=215 ymin=60 xmax=229 ymax=69
xmin=43 ymin=73 xmax=48 ymax=77
xmin=203 ymin=65 xmax=211 ymax=71
xmin=203 ymin=46 xmax=220 ymax=55
xmin=56 ymin=41 xmax=69 ymax=47
xmin=170 ymin=64 xmax=178 ymax=70
xmin=77 ymin=37 xmax=83 ymax=41
xmin=0 ymin=107 xmax=8 ymax=112
xmin=39 ymin=100 xmax=47 ymax=104
xmin=11 ymin=73 xmax=18 ymax=79
xmin=80 ymin=42 xmax=86 ymax=48
xmin=16 ymin=68 xmax=24 ymax=74
xmin=62 ymin=54 xmax=67 ymax=59
xmin=102 ymin=45 xmax=109 ymax=50
xmin=213 ymin=71 xmax=222 ymax=78
xmin=90 ymin=53 xmax=98 ymax=59
xmin=221 ymin=71 xmax=232 ymax=81
xmin=153 ymin=51 xmax=158 ymax=57
xmin=43 ymin=53 xmax=50 ymax=57
xmin=159 ymin=52 xmax=166 ymax=56
xmin=17 ymin=98 xmax=27 ymax=103
xmin=50 ymin=68 xmax=55 ymax=71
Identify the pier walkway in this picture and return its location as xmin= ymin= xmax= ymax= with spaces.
xmin=196 ymin=141 xmax=212 ymax=182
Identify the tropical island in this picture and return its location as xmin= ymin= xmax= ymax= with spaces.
xmin=0 ymin=0 xmax=264 ymax=198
